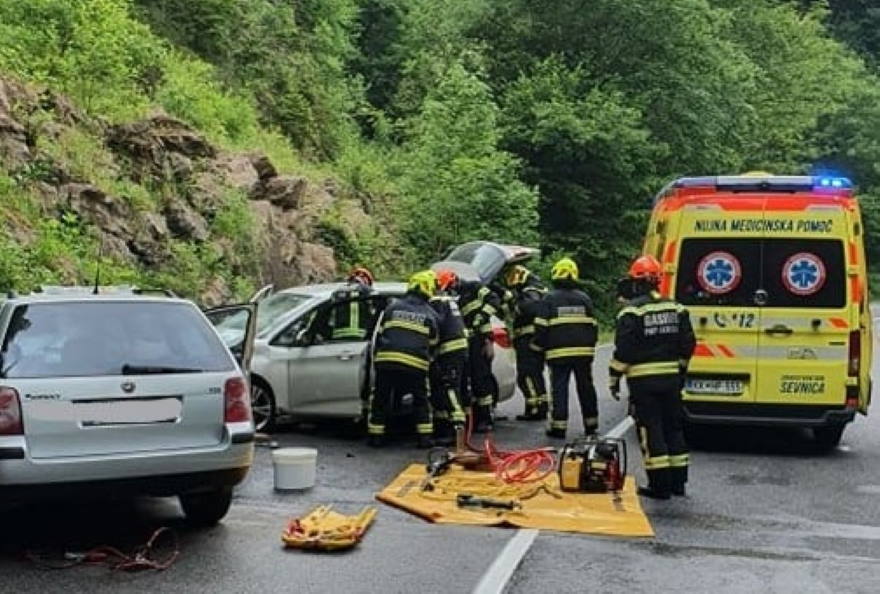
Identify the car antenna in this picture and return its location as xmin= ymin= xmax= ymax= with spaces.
xmin=92 ymin=236 xmax=104 ymax=295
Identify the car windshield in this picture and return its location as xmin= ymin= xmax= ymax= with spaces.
xmin=212 ymin=292 xmax=311 ymax=347
xmin=0 ymin=301 xmax=234 ymax=378
xmin=446 ymin=242 xmax=508 ymax=282
xmin=257 ymin=293 xmax=310 ymax=335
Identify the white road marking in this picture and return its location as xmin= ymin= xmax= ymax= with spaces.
xmin=605 ymin=415 xmax=635 ymax=439
xmin=475 ymin=346 xmax=625 ymax=593
xmin=472 ymin=528 xmax=539 ymax=594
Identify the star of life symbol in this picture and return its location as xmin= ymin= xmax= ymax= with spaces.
xmin=697 ymin=251 xmax=741 ymax=295
xmin=782 ymin=252 xmax=826 ymax=296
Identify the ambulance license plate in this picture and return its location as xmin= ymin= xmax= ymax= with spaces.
xmin=685 ymin=378 xmax=743 ymax=395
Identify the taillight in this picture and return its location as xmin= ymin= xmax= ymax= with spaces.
xmin=492 ymin=327 xmax=511 ymax=349
xmin=0 ymin=386 xmax=23 ymax=435
xmin=848 ymin=330 xmax=860 ymax=376
xmin=224 ymin=377 xmax=251 ymax=423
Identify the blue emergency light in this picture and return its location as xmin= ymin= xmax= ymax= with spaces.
xmin=816 ymin=176 xmax=851 ymax=189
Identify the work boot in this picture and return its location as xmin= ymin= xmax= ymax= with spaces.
xmin=637 ymin=486 xmax=671 ymax=500
xmin=536 ymin=402 xmax=549 ymax=419
xmin=516 ymin=408 xmax=544 ymax=421
xmin=416 ymin=435 xmax=434 ymax=449
xmin=473 ymin=419 xmax=495 ymax=433
xmin=433 ymin=420 xmax=456 ymax=447
xmin=473 ymin=407 xmax=494 ymax=433
xmin=367 ymin=434 xmax=386 ymax=448
xmin=545 ymin=428 xmax=566 ymax=439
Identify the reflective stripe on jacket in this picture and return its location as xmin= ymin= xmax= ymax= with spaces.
xmin=608 ymin=292 xmax=696 ymax=383
xmin=374 ymin=293 xmax=439 ymax=372
xmin=533 ymin=284 xmax=598 ymax=362
xmin=430 ymin=294 xmax=468 ymax=360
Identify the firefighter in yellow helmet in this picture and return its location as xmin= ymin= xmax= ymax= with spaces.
xmin=533 ymin=258 xmax=599 ymax=438
xmin=609 ymin=255 xmax=696 ymax=499
xmin=501 ymin=264 xmax=549 ymax=421
xmin=367 ymin=270 xmax=440 ymax=448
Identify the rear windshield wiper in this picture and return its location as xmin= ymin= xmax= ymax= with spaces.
xmin=121 ymin=364 xmax=203 ymax=375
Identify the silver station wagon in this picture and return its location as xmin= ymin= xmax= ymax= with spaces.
xmin=0 ymin=287 xmax=257 ymax=526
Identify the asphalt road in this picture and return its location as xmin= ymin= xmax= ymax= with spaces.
xmin=3 ymin=344 xmax=880 ymax=593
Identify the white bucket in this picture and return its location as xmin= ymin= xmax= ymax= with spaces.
xmin=272 ymin=447 xmax=318 ymax=491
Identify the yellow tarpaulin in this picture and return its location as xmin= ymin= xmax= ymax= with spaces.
xmin=376 ymin=464 xmax=654 ymax=538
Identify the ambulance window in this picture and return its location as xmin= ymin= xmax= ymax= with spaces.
xmin=762 ymin=239 xmax=845 ymax=309
xmin=675 ymin=239 xmax=762 ymax=307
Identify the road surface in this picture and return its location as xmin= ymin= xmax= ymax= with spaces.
xmin=2 ymin=345 xmax=880 ymax=593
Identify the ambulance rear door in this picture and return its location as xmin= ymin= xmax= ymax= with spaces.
xmin=754 ymin=207 xmax=850 ymax=408
xmin=674 ymin=200 xmax=764 ymax=405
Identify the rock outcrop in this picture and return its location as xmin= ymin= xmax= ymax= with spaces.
xmin=0 ymin=76 xmax=363 ymax=302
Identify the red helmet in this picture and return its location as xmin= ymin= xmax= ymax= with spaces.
xmin=628 ymin=255 xmax=662 ymax=282
xmin=348 ymin=266 xmax=374 ymax=287
xmin=436 ymin=269 xmax=459 ymax=292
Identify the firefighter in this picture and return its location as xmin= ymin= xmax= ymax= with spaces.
xmin=459 ymin=279 xmax=501 ymax=432
xmin=329 ymin=266 xmax=376 ymax=341
xmin=503 ymin=265 xmax=549 ymax=421
xmin=608 ymin=255 xmax=696 ymax=499
xmin=367 ymin=270 xmax=439 ymax=448
xmin=429 ymin=270 xmax=469 ymax=446
xmin=533 ymin=258 xmax=599 ymax=439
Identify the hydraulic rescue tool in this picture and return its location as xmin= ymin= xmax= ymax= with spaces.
xmin=558 ymin=436 xmax=627 ymax=493
xmin=456 ymin=494 xmax=521 ymax=510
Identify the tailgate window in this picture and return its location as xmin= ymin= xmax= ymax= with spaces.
xmin=762 ymin=239 xmax=846 ymax=308
xmin=676 ymin=238 xmax=762 ymax=307
xmin=1 ymin=302 xmax=234 ymax=378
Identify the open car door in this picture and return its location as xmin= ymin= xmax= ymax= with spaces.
xmin=205 ymin=303 xmax=258 ymax=377
xmin=249 ymin=284 xmax=275 ymax=304
xmin=275 ymin=291 xmax=391 ymax=417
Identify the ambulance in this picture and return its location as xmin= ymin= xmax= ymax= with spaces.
xmin=643 ymin=173 xmax=872 ymax=448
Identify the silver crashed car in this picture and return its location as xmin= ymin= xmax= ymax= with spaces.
xmin=0 ymin=287 xmax=257 ymax=526
xmin=218 ymin=282 xmax=517 ymax=431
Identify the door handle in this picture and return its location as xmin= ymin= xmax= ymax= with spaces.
xmin=765 ymin=324 xmax=793 ymax=336
xmin=337 ymin=353 xmax=354 ymax=361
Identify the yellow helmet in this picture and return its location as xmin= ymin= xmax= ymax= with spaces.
xmin=505 ymin=265 xmax=531 ymax=287
xmin=551 ymin=257 xmax=579 ymax=281
xmin=407 ymin=270 xmax=437 ymax=298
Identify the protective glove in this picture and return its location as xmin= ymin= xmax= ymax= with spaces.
xmin=608 ymin=379 xmax=621 ymax=401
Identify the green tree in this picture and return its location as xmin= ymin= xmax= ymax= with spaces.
xmin=395 ymin=62 xmax=538 ymax=259
xmin=135 ymin=0 xmax=361 ymax=157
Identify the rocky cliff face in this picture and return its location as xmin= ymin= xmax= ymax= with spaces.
xmin=0 ymin=76 xmax=353 ymax=304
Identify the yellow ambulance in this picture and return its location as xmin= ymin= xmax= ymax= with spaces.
xmin=643 ymin=174 xmax=872 ymax=448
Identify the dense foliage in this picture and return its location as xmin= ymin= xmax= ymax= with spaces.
xmin=2 ymin=0 xmax=880 ymax=304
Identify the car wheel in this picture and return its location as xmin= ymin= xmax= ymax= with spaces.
xmin=180 ymin=487 xmax=233 ymax=527
xmin=813 ymin=425 xmax=845 ymax=451
xmin=250 ymin=378 xmax=276 ymax=433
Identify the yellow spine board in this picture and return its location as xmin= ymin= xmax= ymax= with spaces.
xmin=282 ymin=505 xmax=378 ymax=551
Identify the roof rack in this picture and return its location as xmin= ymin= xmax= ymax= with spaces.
xmin=36 ymin=285 xmax=177 ymax=297
xmin=132 ymin=287 xmax=179 ymax=298
xmin=653 ymin=174 xmax=854 ymax=205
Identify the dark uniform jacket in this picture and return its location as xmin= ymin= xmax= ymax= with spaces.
xmin=374 ymin=293 xmax=439 ymax=372
xmin=510 ymin=281 xmax=547 ymax=342
xmin=533 ymin=284 xmax=598 ymax=362
xmin=609 ymin=292 xmax=696 ymax=381
xmin=329 ymin=282 xmax=375 ymax=340
xmin=429 ymin=294 xmax=468 ymax=361
xmin=459 ymin=281 xmax=500 ymax=339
